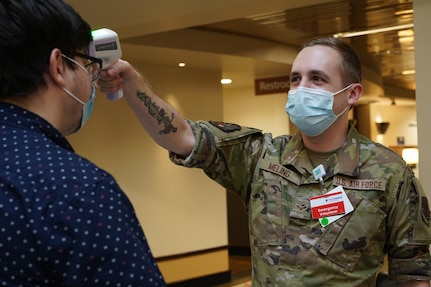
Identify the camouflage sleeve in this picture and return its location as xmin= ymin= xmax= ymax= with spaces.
xmin=387 ymin=167 xmax=431 ymax=281
xmin=169 ymin=119 xmax=264 ymax=201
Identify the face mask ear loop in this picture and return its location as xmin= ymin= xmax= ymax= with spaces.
xmin=60 ymin=86 xmax=86 ymax=106
xmin=333 ymin=83 xmax=354 ymax=97
xmin=333 ymin=84 xmax=354 ymax=117
xmin=335 ymin=104 xmax=350 ymax=118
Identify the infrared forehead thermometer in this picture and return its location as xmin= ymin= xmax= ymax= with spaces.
xmin=88 ymin=28 xmax=123 ymax=101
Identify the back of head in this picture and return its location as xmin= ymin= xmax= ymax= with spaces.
xmin=300 ymin=37 xmax=362 ymax=86
xmin=0 ymin=0 xmax=92 ymax=99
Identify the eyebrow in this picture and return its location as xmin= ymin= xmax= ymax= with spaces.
xmin=290 ymin=71 xmax=299 ymax=78
xmin=290 ymin=70 xmax=330 ymax=79
xmin=310 ymin=70 xmax=329 ymax=78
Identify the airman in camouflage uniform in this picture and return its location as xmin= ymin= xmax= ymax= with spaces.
xmin=97 ymin=36 xmax=431 ymax=286
xmin=170 ymin=120 xmax=431 ymax=286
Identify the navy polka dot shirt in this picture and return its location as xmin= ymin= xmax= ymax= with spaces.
xmin=0 ymin=103 xmax=166 ymax=286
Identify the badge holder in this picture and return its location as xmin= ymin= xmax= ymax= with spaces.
xmin=312 ymin=164 xmax=327 ymax=192
xmin=310 ymin=164 xmax=354 ymax=227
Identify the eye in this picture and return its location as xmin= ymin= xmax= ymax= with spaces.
xmin=290 ymin=76 xmax=300 ymax=85
xmin=312 ymin=76 xmax=325 ymax=84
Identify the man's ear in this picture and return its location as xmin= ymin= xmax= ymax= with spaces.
xmin=347 ymin=83 xmax=363 ymax=105
xmin=48 ymin=48 xmax=68 ymax=86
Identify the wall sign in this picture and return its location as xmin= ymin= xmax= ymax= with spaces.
xmin=254 ymin=76 xmax=290 ymax=95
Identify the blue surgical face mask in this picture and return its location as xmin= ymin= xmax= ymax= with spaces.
xmin=285 ymin=84 xmax=352 ymax=137
xmin=61 ymin=85 xmax=95 ymax=132
xmin=60 ymin=54 xmax=96 ymax=133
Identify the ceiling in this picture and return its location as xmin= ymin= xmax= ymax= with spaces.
xmin=67 ymin=0 xmax=416 ymax=105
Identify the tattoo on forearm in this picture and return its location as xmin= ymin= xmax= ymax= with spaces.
xmin=136 ymin=90 xmax=178 ymax=134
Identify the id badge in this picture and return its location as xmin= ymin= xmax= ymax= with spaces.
xmin=310 ymin=186 xmax=354 ymax=227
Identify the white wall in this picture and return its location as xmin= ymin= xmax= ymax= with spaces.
xmin=223 ymin=86 xmax=290 ymax=136
xmin=370 ymin=104 xmax=418 ymax=147
xmin=414 ymin=0 xmax=431 ymax=197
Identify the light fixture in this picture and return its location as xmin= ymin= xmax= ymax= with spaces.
xmin=333 ymin=23 xmax=414 ymax=38
xmin=395 ymin=9 xmax=413 ymax=16
xmin=178 ymin=62 xmax=186 ymax=68
xmin=398 ymin=29 xmax=414 ymax=37
xmin=376 ymin=122 xmax=390 ymax=135
xmin=402 ymin=147 xmax=418 ymax=168
xmin=221 ymin=78 xmax=232 ymax=85
xmin=398 ymin=36 xmax=414 ymax=44
xmin=398 ymin=29 xmax=414 ymax=44
xmin=402 ymin=70 xmax=415 ymax=75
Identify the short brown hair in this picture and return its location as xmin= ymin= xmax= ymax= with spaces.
xmin=300 ymin=37 xmax=362 ymax=86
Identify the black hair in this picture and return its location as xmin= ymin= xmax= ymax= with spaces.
xmin=0 ymin=0 xmax=92 ymax=98
xmin=300 ymin=37 xmax=362 ymax=86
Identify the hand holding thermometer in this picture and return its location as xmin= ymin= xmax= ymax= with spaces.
xmin=89 ymin=28 xmax=123 ymax=101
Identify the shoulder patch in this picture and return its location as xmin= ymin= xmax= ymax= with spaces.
xmin=209 ymin=121 xmax=241 ymax=133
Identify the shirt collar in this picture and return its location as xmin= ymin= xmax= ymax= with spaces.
xmin=281 ymin=122 xmax=360 ymax=178
xmin=0 ymin=102 xmax=74 ymax=151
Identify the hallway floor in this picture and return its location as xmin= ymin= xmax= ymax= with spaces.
xmin=213 ymin=255 xmax=251 ymax=287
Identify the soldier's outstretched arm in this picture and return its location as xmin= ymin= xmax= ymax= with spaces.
xmin=97 ymin=60 xmax=195 ymax=158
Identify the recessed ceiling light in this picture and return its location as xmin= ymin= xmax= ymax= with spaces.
xmin=402 ymin=70 xmax=415 ymax=75
xmin=395 ymin=9 xmax=413 ymax=16
xmin=178 ymin=62 xmax=186 ymax=67
xmin=221 ymin=78 xmax=232 ymax=85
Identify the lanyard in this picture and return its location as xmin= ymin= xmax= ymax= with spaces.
xmin=312 ymin=164 xmax=327 ymax=192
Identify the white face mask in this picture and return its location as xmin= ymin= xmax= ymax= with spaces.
xmin=60 ymin=54 xmax=96 ymax=133
xmin=285 ymin=84 xmax=352 ymax=137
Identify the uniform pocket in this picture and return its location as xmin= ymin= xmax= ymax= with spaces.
xmin=250 ymin=180 xmax=283 ymax=246
xmin=314 ymin=193 xmax=386 ymax=271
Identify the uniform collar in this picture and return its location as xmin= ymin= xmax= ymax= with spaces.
xmin=281 ymin=122 xmax=360 ymax=178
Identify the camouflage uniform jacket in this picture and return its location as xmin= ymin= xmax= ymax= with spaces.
xmin=170 ymin=120 xmax=431 ymax=286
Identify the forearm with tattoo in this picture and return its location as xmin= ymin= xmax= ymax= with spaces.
xmin=136 ymin=90 xmax=178 ymax=135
